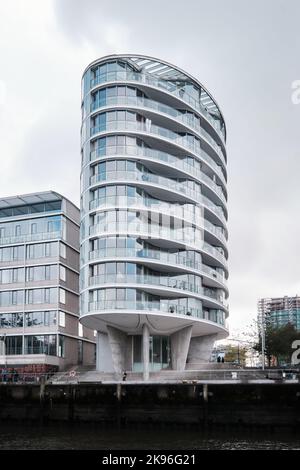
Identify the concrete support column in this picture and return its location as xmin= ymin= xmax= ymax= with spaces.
xmin=107 ymin=326 xmax=127 ymax=375
xmin=187 ymin=334 xmax=218 ymax=368
xmin=170 ymin=325 xmax=193 ymax=371
xmin=96 ymin=331 xmax=114 ymax=372
xmin=142 ymin=323 xmax=150 ymax=381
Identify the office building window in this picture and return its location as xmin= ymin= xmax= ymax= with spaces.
xmin=5 ymin=335 xmax=23 ymax=355
xmin=58 ymin=335 xmax=65 ymax=358
xmin=26 ymin=288 xmax=57 ymax=305
xmin=0 ymin=313 xmax=23 ymax=328
xmin=59 ymin=311 xmax=65 ymax=327
xmin=26 ymin=242 xmax=58 ymax=259
xmin=60 ymin=266 xmax=66 ymax=281
xmin=59 ymin=289 xmax=66 ymax=304
xmin=25 ymin=310 xmax=57 ymax=327
xmin=24 ymin=334 xmax=57 ymax=356
xmin=60 ymin=243 xmax=66 ymax=258
xmin=0 ymin=290 xmax=23 ymax=307
xmin=31 ymin=223 xmax=37 ymax=234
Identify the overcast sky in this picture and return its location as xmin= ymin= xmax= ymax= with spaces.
xmin=0 ymin=0 xmax=299 ymax=336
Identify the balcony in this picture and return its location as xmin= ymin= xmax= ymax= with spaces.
xmin=90 ymin=143 xmax=227 ymax=188
xmin=88 ymin=299 xmax=226 ymax=326
xmin=88 ymin=195 xmax=227 ymax=246
xmin=88 ymin=221 xmax=228 ymax=268
xmin=89 ymin=273 xmax=227 ymax=308
xmin=88 ymin=246 xmax=227 ymax=287
xmin=89 ymin=119 xmax=226 ymax=169
xmin=89 ymin=70 xmax=226 ymax=146
xmin=89 ymin=169 xmax=227 ymax=208
xmin=90 ymin=95 xmax=226 ymax=161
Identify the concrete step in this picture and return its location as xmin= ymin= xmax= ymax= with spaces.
xmin=185 ymin=362 xmax=241 ymax=370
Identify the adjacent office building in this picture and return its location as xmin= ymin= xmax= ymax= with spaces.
xmin=0 ymin=191 xmax=95 ymax=372
xmin=258 ymin=296 xmax=300 ymax=330
xmin=79 ymin=54 xmax=229 ymax=377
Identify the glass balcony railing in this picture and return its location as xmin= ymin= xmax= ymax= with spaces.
xmin=88 ymin=196 xmax=227 ymax=245
xmin=89 ymin=168 xmax=226 ymax=207
xmin=88 ymin=187 xmax=226 ymax=230
xmin=90 ymin=119 xmax=226 ymax=168
xmin=89 ymin=273 xmax=227 ymax=306
xmin=90 ymin=95 xmax=226 ymax=160
xmin=0 ymin=230 xmax=62 ymax=246
xmin=90 ymin=143 xmax=227 ymax=188
xmin=88 ymin=247 xmax=227 ymax=287
xmin=90 ymin=169 xmax=201 ymax=202
xmin=88 ymin=222 xmax=228 ymax=267
xmin=88 ymin=299 xmax=226 ymax=326
xmin=89 ymin=70 xmax=226 ymax=146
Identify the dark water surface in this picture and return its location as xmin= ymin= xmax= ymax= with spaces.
xmin=0 ymin=424 xmax=299 ymax=450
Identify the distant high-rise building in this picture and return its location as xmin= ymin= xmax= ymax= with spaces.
xmin=258 ymin=296 xmax=300 ymax=330
xmin=80 ymin=54 xmax=229 ymax=378
xmin=0 ymin=191 xmax=95 ymax=373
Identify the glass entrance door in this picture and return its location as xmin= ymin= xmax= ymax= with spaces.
xmin=132 ymin=335 xmax=170 ymax=371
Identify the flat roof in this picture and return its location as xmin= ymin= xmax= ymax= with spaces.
xmin=0 ymin=191 xmax=78 ymax=211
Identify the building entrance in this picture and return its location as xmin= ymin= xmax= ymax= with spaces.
xmin=132 ymin=335 xmax=170 ymax=372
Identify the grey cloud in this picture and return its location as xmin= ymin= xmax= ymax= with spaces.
xmin=1 ymin=0 xmax=300 ymax=334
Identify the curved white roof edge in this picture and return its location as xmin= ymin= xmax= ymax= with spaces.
xmin=82 ymin=53 xmax=226 ymax=132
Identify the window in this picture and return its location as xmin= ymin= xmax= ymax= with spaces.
xmin=5 ymin=335 xmax=22 ymax=355
xmin=78 ymin=323 xmax=83 ymax=337
xmin=59 ymin=243 xmax=66 ymax=258
xmin=0 ymin=228 xmax=5 ymax=238
xmin=25 ymin=311 xmax=57 ymax=327
xmin=44 ymin=288 xmax=50 ymax=304
xmin=106 ymin=263 xmax=116 ymax=275
xmin=26 ymin=288 xmax=57 ymax=305
xmin=12 ymin=246 xmax=20 ymax=260
xmin=59 ymin=311 xmax=65 ymax=327
xmin=15 ymin=225 xmax=21 ymax=236
xmin=26 ymin=267 xmax=34 ymax=282
xmin=60 ymin=266 xmax=66 ymax=281
xmin=58 ymin=335 xmax=65 ymax=358
xmin=117 ymin=289 xmax=125 ymax=301
xmin=45 ymin=265 xmax=51 ymax=280
xmin=0 ymin=313 xmax=23 ymax=328
xmin=78 ymin=339 xmax=83 ymax=364
xmin=24 ymin=334 xmax=57 ymax=356
xmin=26 ymin=242 xmax=57 ymax=260
xmin=59 ymin=289 xmax=66 ymax=304
xmin=45 ymin=243 xmax=51 ymax=257
xmin=31 ymin=223 xmax=37 ymax=234
xmin=12 ymin=269 xmax=19 ymax=283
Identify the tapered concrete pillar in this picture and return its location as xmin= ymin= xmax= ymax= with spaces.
xmin=107 ymin=326 xmax=127 ymax=375
xmin=96 ymin=331 xmax=114 ymax=372
xmin=170 ymin=325 xmax=193 ymax=370
xmin=142 ymin=323 xmax=150 ymax=381
xmin=187 ymin=334 xmax=218 ymax=367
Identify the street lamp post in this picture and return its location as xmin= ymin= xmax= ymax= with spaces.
xmin=261 ymin=312 xmax=265 ymax=371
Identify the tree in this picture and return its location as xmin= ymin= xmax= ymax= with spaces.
xmin=224 ymin=344 xmax=247 ymax=366
xmin=253 ymin=322 xmax=300 ymax=366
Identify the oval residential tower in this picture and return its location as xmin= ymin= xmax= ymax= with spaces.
xmin=80 ymin=55 xmax=228 ymax=379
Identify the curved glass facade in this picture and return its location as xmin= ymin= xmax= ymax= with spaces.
xmin=80 ymin=55 xmax=229 ymax=376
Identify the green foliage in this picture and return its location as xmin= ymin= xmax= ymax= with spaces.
xmin=253 ymin=322 xmax=300 ymax=366
xmin=224 ymin=345 xmax=247 ymax=365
